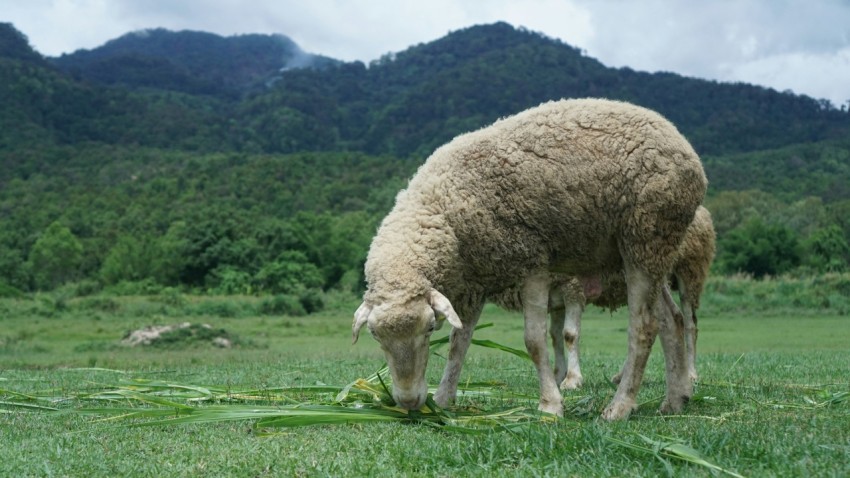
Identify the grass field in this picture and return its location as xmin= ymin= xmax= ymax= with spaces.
xmin=1 ymin=283 xmax=849 ymax=477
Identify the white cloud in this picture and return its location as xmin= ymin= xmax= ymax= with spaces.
xmin=725 ymin=47 xmax=850 ymax=105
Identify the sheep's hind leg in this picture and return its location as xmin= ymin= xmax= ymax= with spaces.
xmin=550 ymin=293 xmax=567 ymax=385
xmin=602 ymin=267 xmax=658 ymax=421
xmin=610 ymin=284 xmax=681 ymax=386
xmin=682 ymin=296 xmax=699 ymax=382
xmin=658 ymin=285 xmax=692 ymax=413
xmin=523 ymin=273 xmax=564 ymax=416
xmin=560 ymin=301 xmax=584 ymax=390
xmin=433 ymin=301 xmax=484 ymax=408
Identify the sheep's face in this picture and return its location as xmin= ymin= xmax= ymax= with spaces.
xmin=353 ymin=290 xmax=462 ymax=410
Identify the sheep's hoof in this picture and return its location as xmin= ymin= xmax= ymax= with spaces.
xmin=602 ymin=398 xmax=636 ymax=421
xmin=538 ymin=400 xmax=564 ymax=417
xmin=610 ymin=371 xmax=623 ymax=385
xmin=559 ymin=373 xmax=583 ymax=391
xmin=659 ymin=394 xmax=690 ymax=415
xmin=432 ymin=390 xmax=454 ymax=409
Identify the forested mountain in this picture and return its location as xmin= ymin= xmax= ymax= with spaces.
xmin=246 ymin=23 xmax=850 ymax=158
xmin=51 ymin=29 xmax=338 ymax=98
xmin=1 ymin=21 xmax=849 ymax=298
xmin=5 ymin=22 xmax=849 ymax=158
xmin=0 ymin=23 xmax=229 ymax=152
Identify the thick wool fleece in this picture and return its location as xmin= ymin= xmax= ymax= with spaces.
xmin=364 ymin=98 xmax=707 ymax=312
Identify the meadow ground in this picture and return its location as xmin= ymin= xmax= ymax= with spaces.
xmin=1 ymin=283 xmax=849 ymax=477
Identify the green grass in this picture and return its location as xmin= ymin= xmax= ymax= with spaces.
xmin=1 ymin=288 xmax=849 ymax=477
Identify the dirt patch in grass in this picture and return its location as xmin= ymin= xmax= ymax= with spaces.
xmin=122 ymin=322 xmax=238 ymax=349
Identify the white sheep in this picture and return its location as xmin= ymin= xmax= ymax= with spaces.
xmin=353 ymin=98 xmax=707 ymax=420
xmin=494 ymin=206 xmax=716 ymax=391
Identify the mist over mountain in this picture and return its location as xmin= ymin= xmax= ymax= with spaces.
xmin=50 ymin=28 xmax=338 ymax=98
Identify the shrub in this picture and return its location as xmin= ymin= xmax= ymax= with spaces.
xmin=190 ymin=299 xmax=245 ymax=318
xmin=27 ymin=221 xmax=83 ymax=290
xmin=254 ymin=251 xmax=323 ymax=294
xmin=802 ymin=225 xmax=850 ymax=272
xmin=0 ymin=281 xmax=25 ymax=299
xmin=260 ymin=294 xmax=306 ymax=316
xmin=717 ymin=218 xmax=801 ymax=277
xmin=103 ymin=278 xmax=166 ymax=296
xmin=298 ymin=289 xmax=325 ymax=314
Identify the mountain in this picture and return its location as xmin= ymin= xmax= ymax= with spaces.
xmin=6 ymin=21 xmax=850 ymax=192
xmin=0 ymin=22 xmax=46 ymax=64
xmin=3 ymin=22 xmax=846 ymax=159
xmin=239 ymin=22 xmax=850 ymax=158
xmin=51 ymin=29 xmax=338 ymax=97
xmin=0 ymin=24 xmax=232 ymax=153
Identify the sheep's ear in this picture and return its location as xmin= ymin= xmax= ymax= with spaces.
xmin=352 ymin=302 xmax=372 ymax=344
xmin=429 ymin=289 xmax=462 ymax=329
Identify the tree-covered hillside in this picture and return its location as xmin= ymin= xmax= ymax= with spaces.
xmin=240 ymin=23 xmax=850 ymax=158
xmin=0 ymin=24 xmax=229 ymax=151
xmin=1 ymin=21 xmax=849 ymax=299
xmin=51 ymin=28 xmax=338 ymax=98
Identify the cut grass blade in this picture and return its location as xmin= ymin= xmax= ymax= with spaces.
xmin=0 ymin=400 xmax=60 ymax=412
xmin=469 ymin=339 xmax=530 ymax=361
xmin=606 ymin=432 xmax=746 ymax=478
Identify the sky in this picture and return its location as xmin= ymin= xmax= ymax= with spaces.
xmin=3 ymin=0 xmax=850 ymax=107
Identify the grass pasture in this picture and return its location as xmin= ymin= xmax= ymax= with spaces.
xmin=1 ymin=281 xmax=849 ymax=477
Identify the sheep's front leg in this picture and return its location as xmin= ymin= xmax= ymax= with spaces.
xmin=433 ymin=303 xmax=483 ymax=408
xmin=560 ymin=301 xmax=584 ymax=390
xmin=602 ymin=267 xmax=657 ymax=421
xmin=658 ymin=286 xmax=692 ymax=413
xmin=523 ymin=273 xmax=564 ymax=416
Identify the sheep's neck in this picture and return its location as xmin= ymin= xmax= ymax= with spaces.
xmin=366 ymin=214 xmax=457 ymax=303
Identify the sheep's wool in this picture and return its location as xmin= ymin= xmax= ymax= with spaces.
xmin=365 ymin=98 xmax=708 ymax=307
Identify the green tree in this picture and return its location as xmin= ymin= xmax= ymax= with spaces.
xmin=704 ymin=190 xmax=783 ymax=237
xmin=0 ymin=245 xmax=28 ymax=290
xmin=802 ymin=225 xmax=850 ymax=272
xmin=27 ymin=221 xmax=83 ymax=290
xmin=254 ymin=250 xmax=323 ymax=294
xmin=717 ymin=218 xmax=801 ymax=278
xmin=99 ymin=234 xmax=160 ymax=285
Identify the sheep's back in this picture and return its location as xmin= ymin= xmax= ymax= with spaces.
xmin=385 ymin=98 xmax=707 ymax=293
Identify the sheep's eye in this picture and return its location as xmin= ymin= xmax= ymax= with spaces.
xmin=426 ymin=323 xmax=436 ymax=334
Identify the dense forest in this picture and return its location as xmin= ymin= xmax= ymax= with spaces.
xmin=2 ymin=21 xmax=849 ymax=307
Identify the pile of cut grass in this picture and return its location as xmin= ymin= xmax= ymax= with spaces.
xmin=0 ymin=368 xmax=546 ymax=434
xmin=1 ymin=324 xmax=546 ymax=434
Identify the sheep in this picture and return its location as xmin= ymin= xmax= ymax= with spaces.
xmin=352 ymin=98 xmax=707 ymax=420
xmin=493 ymin=206 xmax=716 ymax=391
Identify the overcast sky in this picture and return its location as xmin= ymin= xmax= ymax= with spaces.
xmin=3 ymin=0 xmax=849 ymax=106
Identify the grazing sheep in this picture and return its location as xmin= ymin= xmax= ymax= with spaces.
xmin=352 ymin=98 xmax=707 ymax=420
xmin=495 ymin=206 xmax=716 ymax=391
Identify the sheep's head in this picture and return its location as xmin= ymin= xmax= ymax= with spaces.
xmin=353 ymin=289 xmax=462 ymax=410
